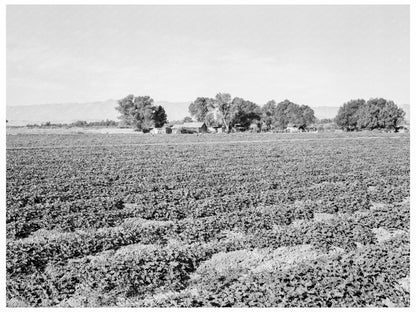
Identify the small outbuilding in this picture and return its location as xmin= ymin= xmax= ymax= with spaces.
xmin=397 ymin=125 xmax=409 ymax=133
xmin=233 ymin=123 xmax=246 ymax=132
xmin=306 ymin=124 xmax=318 ymax=133
xmin=286 ymin=123 xmax=301 ymax=133
xmin=396 ymin=121 xmax=409 ymax=133
xmin=150 ymin=126 xmax=172 ymax=134
xmin=172 ymin=122 xmax=208 ymax=134
xmin=249 ymin=123 xmax=260 ymax=133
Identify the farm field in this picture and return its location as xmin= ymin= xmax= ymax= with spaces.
xmin=6 ymin=132 xmax=410 ymax=307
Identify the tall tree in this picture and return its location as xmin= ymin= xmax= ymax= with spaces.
xmin=274 ymin=100 xmax=298 ymax=129
xmin=116 ymin=94 xmax=135 ymax=125
xmin=272 ymin=100 xmax=315 ymax=130
xmin=299 ymin=105 xmax=316 ymax=128
xmin=230 ymin=97 xmax=261 ymax=130
xmin=116 ymin=95 xmax=167 ymax=130
xmin=188 ymin=97 xmax=214 ymax=122
xmin=205 ymin=109 xmax=222 ymax=127
xmin=215 ymin=93 xmax=233 ymax=132
xmin=153 ymin=105 xmax=167 ymax=128
xmin=335 ymin=99 xmax=365 ymax=131
xmin=357 ymin=98 xmax=404 ymax=130
xmin=131 ymin=96 xmax=155 ymax=130
xmin=261 ymin=100 xmax=277 ymax=130
xmin=379 ymin=101 xmax=405 ymax=130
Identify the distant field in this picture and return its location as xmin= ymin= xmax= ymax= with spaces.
xmin=6 ymin=126 xmax=137 ymax=136
xmin=6 ymin=128 xmax=405 ymax=148
xmin=6 ymin=132 xmax=410 ymax=307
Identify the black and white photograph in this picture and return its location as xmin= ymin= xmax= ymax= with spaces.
xmin=4 ymin=1 xmax=413 ymax=308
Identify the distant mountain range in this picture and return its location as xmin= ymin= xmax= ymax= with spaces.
xmin=6 ymin=100 xmax=410 ymax=126
xmin=311 ymin=107 xmax=341 ymax=120
xmin=6 ymin=100 xmax=191 ymax=126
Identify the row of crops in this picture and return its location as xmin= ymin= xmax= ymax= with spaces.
xmin=6 ymin=132 xmax=410 ymax=307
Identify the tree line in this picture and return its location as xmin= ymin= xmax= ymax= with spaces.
xmin=187 ymin=93 xmax=316 ymax=132
xmin=116 ymin=93 xmax=318 ymax=132
xmin=116 ymin=93 xmax=406 ymax=132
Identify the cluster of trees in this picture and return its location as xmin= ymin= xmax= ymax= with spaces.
xmin=261 ymin=99 xmax=316 ymax=131
xmin=335 ymin=98 xmax=405 ymax=131
xmin=71 ymin=120 xmax=118 ymax=127
xmin=115 ymin=94 xmax=405 ymax=133
xmin=116 ymin=95 xmax=167 ymax=131
xmin=188 ymin=93 xmax=316 ymax=132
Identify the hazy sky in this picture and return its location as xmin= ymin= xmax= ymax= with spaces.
xmin=7 ymin=5 xmax=409 ymax=107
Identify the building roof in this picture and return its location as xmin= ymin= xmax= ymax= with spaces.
xmin=172 ymin=122 xmax=205 ymax=129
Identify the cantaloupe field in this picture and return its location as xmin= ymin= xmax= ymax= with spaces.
xmin=6 ymin=132 xmax=410 ymax=307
